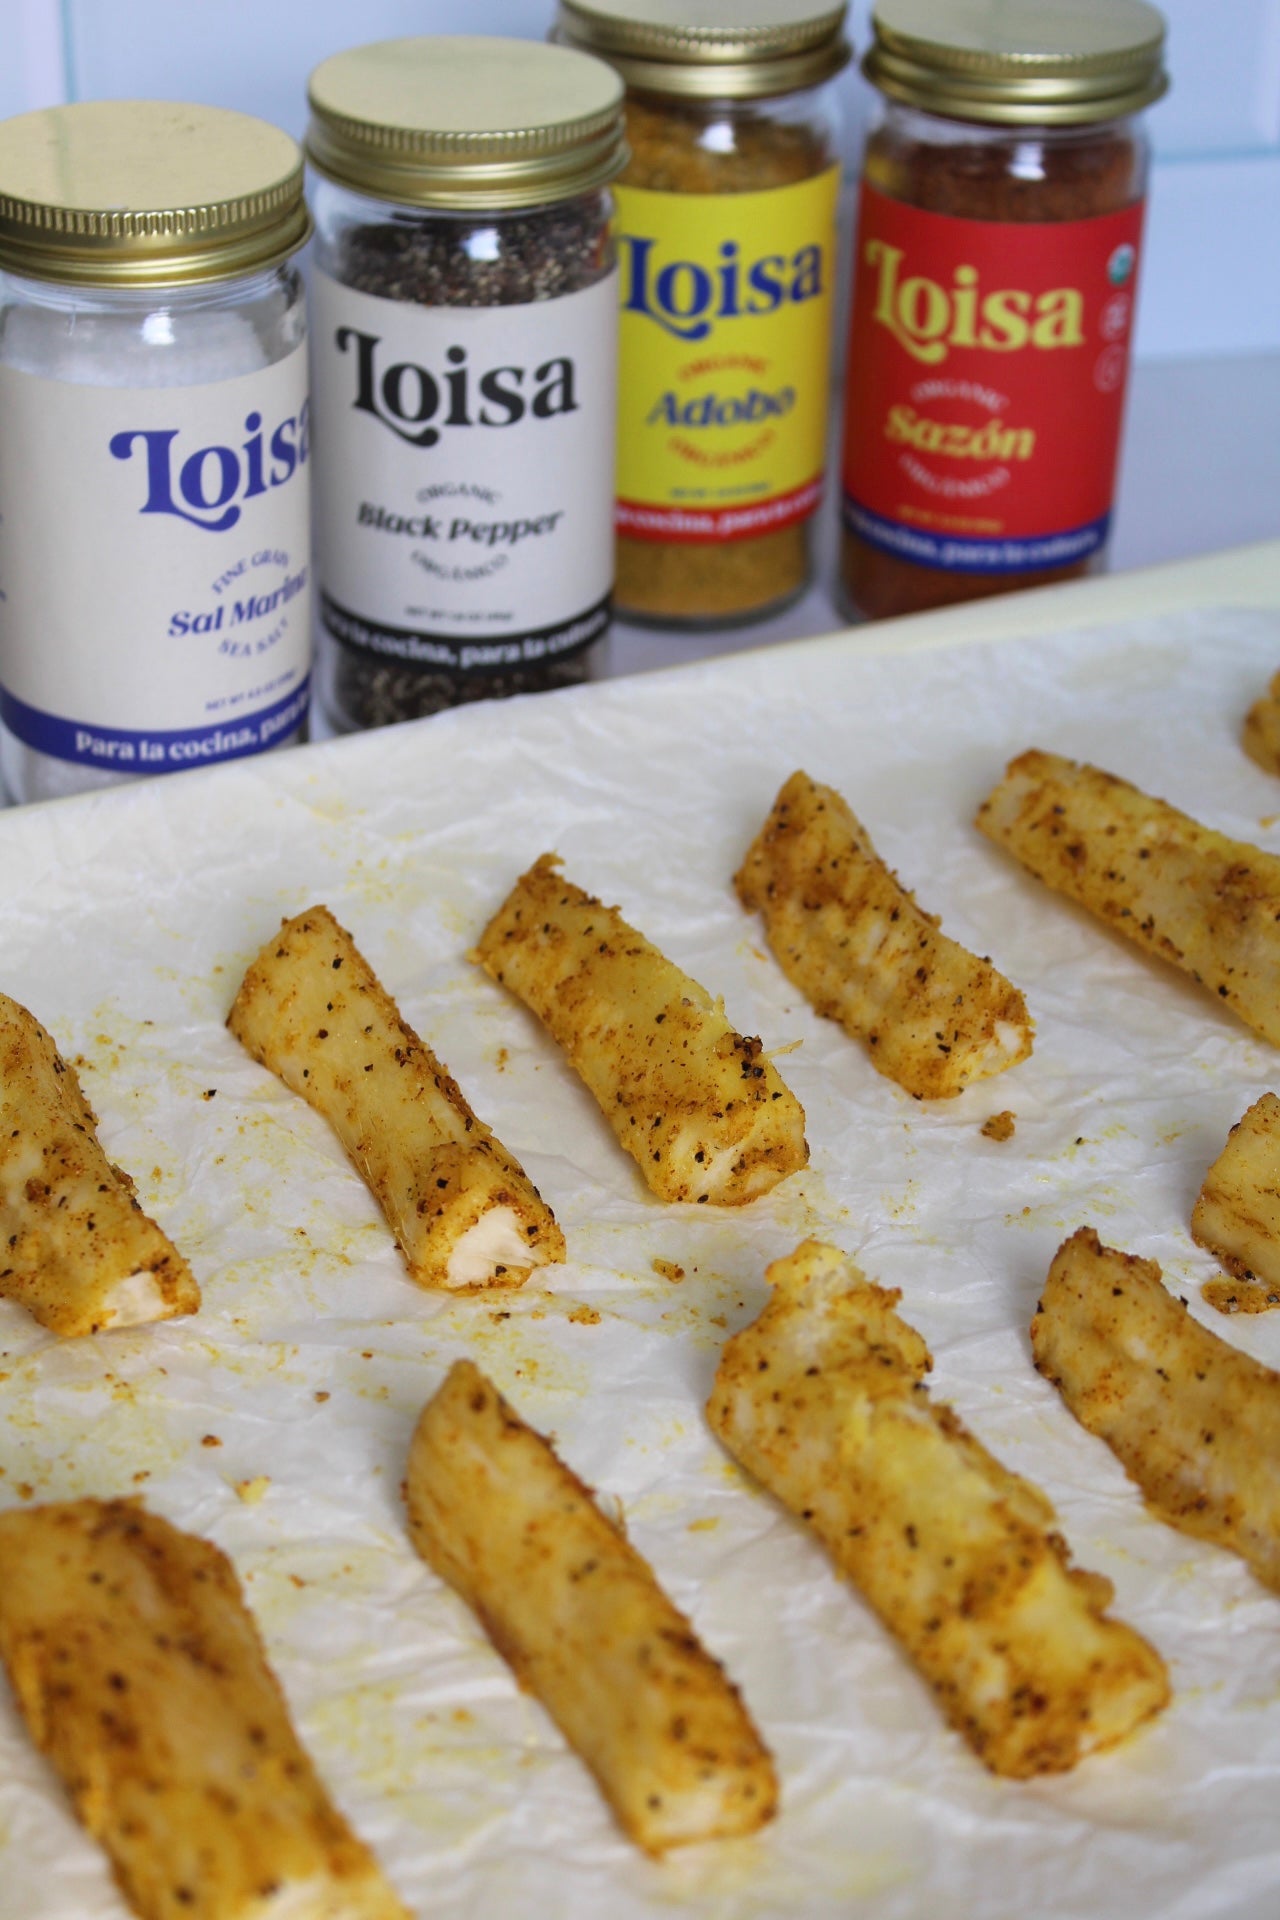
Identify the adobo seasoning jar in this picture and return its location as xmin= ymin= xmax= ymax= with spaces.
xmin=0 ymin=102 xmax=311 ymax=804
xmin=838 ymin=0 xmax=1167 ymax=622
xmin=555 ymin=0 xmax=849 ymax=627
xmin=306 ymin=37 xmax=626 ymax=732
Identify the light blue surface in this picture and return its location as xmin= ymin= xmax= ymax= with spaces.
xmin=62 ymin=0 xmax=553 ymax=142
xmin=56 ymin=0 xmax=1280 ymax=160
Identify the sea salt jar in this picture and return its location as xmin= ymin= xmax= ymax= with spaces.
xmin=306 ymin=37 xmax=626 ymax=731
xmin=0 ymin=102 xmax=312 ymax=804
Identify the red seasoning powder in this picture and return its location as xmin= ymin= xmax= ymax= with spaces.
xmin=838 ymin=0 xmax=1168 ymax=622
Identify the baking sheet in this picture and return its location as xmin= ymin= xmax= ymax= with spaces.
xmin=3 ymin=598 xmax=1280 ymax=1920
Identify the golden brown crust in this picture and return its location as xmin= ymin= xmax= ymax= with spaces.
xmin=709 ymin=1239 xmax=1170 ymax=1777
xmin=1032 ymin=1226 xmax=1280 ymax=1592
xmin=227 ymin=906 xmax=564 ymax=1290
xmin=1201 ymin=1273 xmax=1280 ymax=1314
xmin=472 ymin=854 xmax=807 ymax=1204
xmin=1191 ymin=1092 xmax=1280 ymax=1308
xmin=977 ymin=748 xmax=1280 ymax=1046
xmin=1242 ymin=670 xmax=1280 ymax=776
xmin=0 ymin=1498 xmax=409 ymax=1920
xmin=404 ymin=1359 xmax=777 ymax=1853
xmin=0 ymin=992 xmax=198 ymax=1336
xmin=737 ymin=771 xmax=1032 ymax=1098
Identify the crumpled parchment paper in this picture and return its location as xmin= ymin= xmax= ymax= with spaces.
xmin=2 ymin=601 xmax=1280 ymax=1920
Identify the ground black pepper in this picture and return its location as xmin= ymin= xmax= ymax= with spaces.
xmin=326 ymin=198 xmax=615 ymax=728
xmin=306 ymin=35 xmax=625 ymax=734
xmin=336 ymin=200 xmax=609 ymax=309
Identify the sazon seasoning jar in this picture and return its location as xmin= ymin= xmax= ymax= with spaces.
xmin=0 ymin=102 xmax=312 ymax=804
xmin=839 ymin=0 xmax=1168 ymax=623
xmin=306 ymin=37 xmax=626 ymax=732
xmin=555 ymin=0 xmax=849 ymax=627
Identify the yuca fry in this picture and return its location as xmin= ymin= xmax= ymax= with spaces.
xmin=0 ymin=992 xmax=198 ymax=1336
xmin=708 ymin=1239 xmax=1169 ymax=1778
xmin=1242 ymin=669 xmax=1280 ymax=776
xmin=228 ymin=906 xmax=564 ymax=1290
xmin=0 ymin=1498 xmax=409 ymax=1920
xmin=735 ymin=770 xmax=1033 ymax=1099
xmin=1033 ymin=1226 xmax=1280 ymax=1592
xmin=472 ymin=853 xmax=807 ymax=1204
xmin=976 ymin=748 xmax=1280 ymax=1046
xmin=1192 ymin=1092 xmax=1280 ymax=1311
xmin=404 ymin=1358 xmax=777 ymax=1853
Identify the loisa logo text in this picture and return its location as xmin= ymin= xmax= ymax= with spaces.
xmin=621 ymin=235 xmax=825 ymax=343
xmin=109 ymin=403 xmax=309 ymax=533
xmin=866 ymin=242 xmax=1085 ymax=366
xmin=337 ymin=331 xmax=580 ymax=448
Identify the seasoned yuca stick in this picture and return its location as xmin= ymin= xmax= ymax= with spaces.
xmin=0 ymin=992 xmax=198 ymax=1336
xmin=1192 ymin=1092 xmax=1280 ymax=1310
xmin=0 ymin=1499 xmax=408 ymax=1920
xmin=735 ymin=771 xmax=1033 ymax=1099
xmin=405 ymin=1358 xmax=777 ymax=1853
xmin=1032 ymin=1226 xmax=1280 ymax=1592
xmin=976 ymin=748 xmax=1280 ymax=1046
xmin=708 ymin=1240 xmax=1169 ymax=1778
xmin=228 ymin=906 xmax=564 ymax=1290
xmin=1242 ymin=669 xmax=1280 ymax=776
xmin=472 ymin=854 xmax=807 ymax=1204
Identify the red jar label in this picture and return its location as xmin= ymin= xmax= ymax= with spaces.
xmin=840 ymin=182 xmax=1145 ymax=574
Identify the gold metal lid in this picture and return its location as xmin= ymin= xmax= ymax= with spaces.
xmin=0 ymin=101 xmax=309 ymax=288
xmin=554 ymin=0 xmax=850 ymax=101
xmin=306 ymin=37 xmax=627 ymax=210
xmin=864 ymin=0 xmax=1168 ymax=126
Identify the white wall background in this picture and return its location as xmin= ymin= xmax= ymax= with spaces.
xmin=3 ymin=0 xmax=1279 ymax=361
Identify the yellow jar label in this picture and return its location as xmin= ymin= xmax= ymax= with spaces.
xmin=614 ymin=167 xmax=839 ymax=544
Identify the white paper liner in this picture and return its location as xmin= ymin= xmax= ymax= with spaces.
xmin=2 ymin=602 xmax=1280 ymax=1919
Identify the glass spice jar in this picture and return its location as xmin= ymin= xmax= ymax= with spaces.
xmin=838 ymin=0 xmax=1168 ymax=623
xmin=555 ymin=0 xmax=849 ymax=628
xmin=0 ymin=102 xmax=311 ymax=804
xmin=306 ymin=37 xmax=626 ymax=733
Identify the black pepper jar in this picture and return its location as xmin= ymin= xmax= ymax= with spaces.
xmin=306 ymin=36 xmax=627 ymax=731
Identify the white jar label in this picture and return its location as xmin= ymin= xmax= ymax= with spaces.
xmin=310 ymin=268 xmax=617 ymax=674
xmin=0 ymin=343 xmax=310 ymax=772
